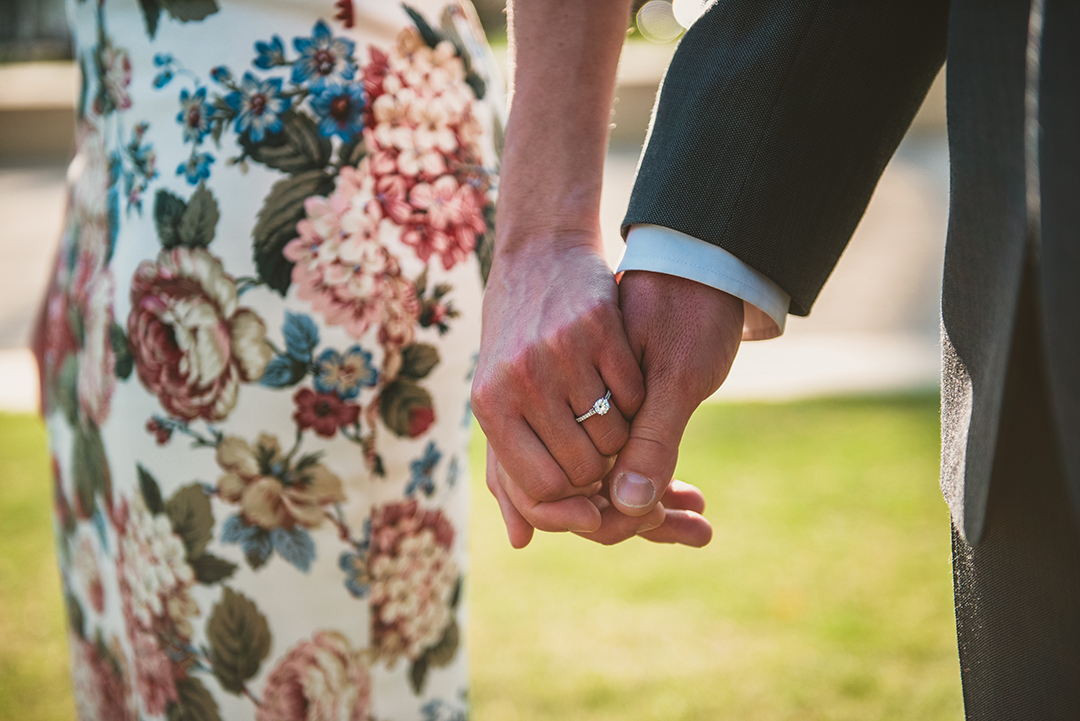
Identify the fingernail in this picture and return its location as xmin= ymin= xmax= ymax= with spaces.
xmin=613 ymin=472 xmax=656 ymax=509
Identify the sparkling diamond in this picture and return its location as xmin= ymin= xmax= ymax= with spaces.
xmin=594 ymin=397 xmax=610 ymax=416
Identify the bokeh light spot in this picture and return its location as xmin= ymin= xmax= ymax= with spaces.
xmin=672 ymin=0 xmax=708 ymax=29
xmin=636 ymin=1 xmax=683 ymax=43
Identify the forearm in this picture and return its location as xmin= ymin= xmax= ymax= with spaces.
xmin=499 ymin=0 xmax=632 ymax=247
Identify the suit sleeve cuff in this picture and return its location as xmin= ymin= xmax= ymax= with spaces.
xmin=616 ymin=224 xmax=790 ymax=341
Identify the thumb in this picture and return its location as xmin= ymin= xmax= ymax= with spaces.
xmin=607 ymin=387 xmax=694 ymax=517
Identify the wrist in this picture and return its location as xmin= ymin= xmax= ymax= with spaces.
xmin=495 ymin=155 xmax=605 ymax=248
xmin=493 ymin=185 xmax=604 ymax=257
xmin=492 ymin=224 xmax=605 ymax=262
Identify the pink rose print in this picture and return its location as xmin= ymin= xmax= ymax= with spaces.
xmin=128 ymin=247 xmax=272 ymax=421
xmin=70 ymin=633 xmax=136 ymax=721
xmin=284 ymin=168 xmax=421 ymax=344
xmin=75 ymin=264 xmax=117 ymax=426
xmin=74 ymin=534 xmax=106 ymax=614
xmin=100 ymin=41 xmax=133 ymax=112
xmin=367 ymin=499 xmax=458 ymax=665
xmin=361 ymin=27 xmax=491 ymax=270
xmin=257 ymin=631 xmax=371 ymax=721
xmin=114 ymin=494 xmax=200 ymax=715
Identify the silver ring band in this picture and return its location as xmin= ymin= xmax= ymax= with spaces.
xmin=575 ymin=390 xmax=612 ymax=423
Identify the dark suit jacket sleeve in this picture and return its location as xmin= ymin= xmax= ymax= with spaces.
xmin=622 ymin=0 xmax=948 ymax=316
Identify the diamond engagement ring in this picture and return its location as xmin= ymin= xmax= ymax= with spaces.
xmin=575 ymin=390 xmax=612 ymax=423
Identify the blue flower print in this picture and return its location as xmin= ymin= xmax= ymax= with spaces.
xmin=254 ymin=35 xmax=286 ymax=69
xmin=153 ymin=69 xmax=174 ymax=88
xmin=225 ymin=72 xmax=292 ymax=142
xmin=177 ymin=152 xmax=214 ymax=184
xmin=339 ymin=549 xmax=370 ymax=598
xmin=406 ymin=441 xmax=441 ymax=498
xmin=291 ymin=20 xmax=356 ymax=90
xmin=314 ymin=346 xmax=377 ymax=400
xmin=421 ymin=699 xmax=467 ymax=721
xmin=177 ymin=86 xmax=212 ymax=143
xmin=310 ymin=83 xmax=365 ymax=139
xmin=153 ymin=53 xmax=175 ymax=88
xmin=210 ymin=65 xmax=232 ymax=84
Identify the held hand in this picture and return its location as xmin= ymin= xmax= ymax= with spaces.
xmin=574 ymin=270 xmax=745 ymax=546
xmin=472 ymin=235 xmax=646 ymax=538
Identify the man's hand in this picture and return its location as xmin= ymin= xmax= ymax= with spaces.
xmin=472 ymin=237 xmax=646 ymax=538
xmin=572 ymin=270 xmax=744 ymax=546
xmin=486 ymin=439 xmax=714 ymax=548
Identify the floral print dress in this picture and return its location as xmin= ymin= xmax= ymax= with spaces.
xmin=41 ymin=2 xmax=501 ymax=719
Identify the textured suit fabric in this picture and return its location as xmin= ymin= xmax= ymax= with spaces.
xmin=622 ymin=0 xmax=947 ymax=317
xmin=623 ymin=0 xmax=1080 ymax=546
xmin=937 ymin=0 xmax=1031 ymax=545
xmin=1037 ymin=1 xmax=1080 ymax=520
xmin=951 ymin=261 xmax=1080 ymax=719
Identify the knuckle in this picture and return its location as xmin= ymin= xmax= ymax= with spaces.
xmin=566 ymin=454 xmax=606 ymax=487
xmin=530 ymin=475 xmax=568 ymax=503
xmin=594 ymin=423 xmax=629 ymax=457
xmin=582 ymin=299 xmax=616 ymax=330
xmin=515 ymin=350 xmax=548 ymax=398
xmin=623 ymin=377 xmax=646 ymax=414
xmin=468 ymin=377 xmax=484 ymax=404
xmin=631 ymin=417 xmax=679 ymax=450
xmin=470 ymin=378 xmax=498 ymax=421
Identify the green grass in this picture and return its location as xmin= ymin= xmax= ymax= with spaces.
xmin=469 ymin=394 xmax=962 ymax=721
xmin=0 ymin=395 xmax=962 ymax=720
xmin=0 ymin=414 xmax=71 ymax=721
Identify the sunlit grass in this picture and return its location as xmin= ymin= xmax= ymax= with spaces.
xmin=469 ymin=394 xmax=962 ymax=721
xmin=0 ymin=395 xmax=962 ymax=720
xmin=0 ymin=414 xmax=71 ymax=721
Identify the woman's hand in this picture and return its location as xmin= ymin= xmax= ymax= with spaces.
xmin=472 ymin=233 xmax=645 ymax=538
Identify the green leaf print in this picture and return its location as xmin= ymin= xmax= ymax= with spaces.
xmin=142 ymin=0 xmax=220 ymax=38
xmin=155 ymin=184 xmax=220 ymax=249
xmin=65 ymin=592 xmax=86 ymax=640
xmin=403 ymin=5 xmax=444 ymax=49
xmin=138 ymin=0 xmax=161 ymax=38
xmin=427 ymin=617 xmax=460 ymax=667
xmin=167 ymin=677 xmax=223 ymax=721
xmin=110 ymin=322 xmax=134 ymax=380
xmin=137 ymin=464 xmax=165 ymax=515
xmin=252 ymin=170 xmax=336 ymax=295
xmin=409 ymin=618 xmax=459 ymax=694
xmin=338 ymin=133 xmax=367 ymax=169
xmin=476 ymin=202 xmax=496 ymax=286
xmin=73 ymin=422 xmax=111 ymax=517
xmin=189 ymin=553 xmax=238 ymax=585
xmin=207 ymin=588 xmax=271 ymax=694
xmin=399 ymin=343 xmax=440 ymax=381
xmin=165 ymin=484 xmax=215 ymax=559
xmin=178 ymin=182 xmax=220 ymax=248
xmin=158 ymin=0 xmax=220 ymax=23
xmin=56 ymin=355 xmax=80 ymax=427
xmin=379 ymin=379 xmax=435 ymax=438
xmin=155 ymin=189 xmax=188 ymax=249
xmin=240 ymin=110 xmax=332 ymax=175
xmin=409 ymin=654 xmax=430 ymax=695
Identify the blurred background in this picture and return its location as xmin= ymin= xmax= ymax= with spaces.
xmin=1 ymin=1 xmax=961 ymax=719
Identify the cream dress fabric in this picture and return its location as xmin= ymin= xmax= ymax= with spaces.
xmin=42 ymin=1 xmax=501 ymax=719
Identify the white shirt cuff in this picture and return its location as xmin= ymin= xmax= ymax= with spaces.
xmin=617 ymin=224 xmax=791 ymax=341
